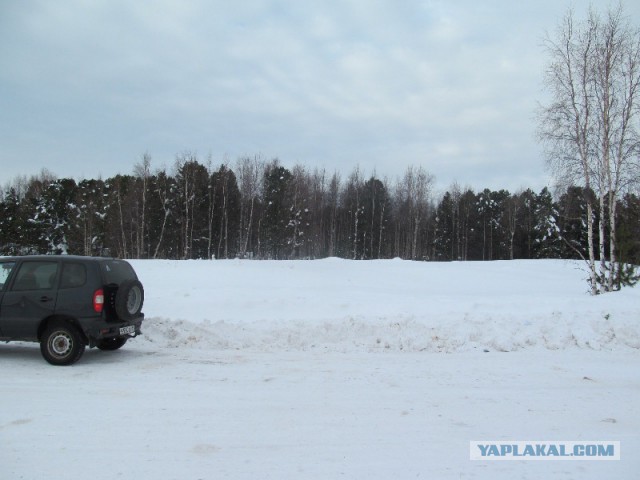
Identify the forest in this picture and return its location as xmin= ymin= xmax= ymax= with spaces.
xmin=1 ymin=154 xmax=639 ymax=266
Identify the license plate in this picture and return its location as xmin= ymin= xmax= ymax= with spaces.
xmin=119 ymin=325 xmax=135 ymax=336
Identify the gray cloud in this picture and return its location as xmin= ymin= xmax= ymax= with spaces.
xmin=1 ymin=0 xmax=638 ymax=191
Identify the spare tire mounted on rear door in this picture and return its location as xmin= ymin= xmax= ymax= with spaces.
xmin=114 ymin=279 xmax=144 ymax=320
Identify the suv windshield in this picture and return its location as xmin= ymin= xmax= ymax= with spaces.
xmin=100 ymin=260 xmax=137 ymax=285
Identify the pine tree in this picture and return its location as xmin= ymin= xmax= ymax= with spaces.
xmin=0 ymin=188 xmax=25 ymax=255
xmin=30 ymin=179 xmax=77 ymax=254
xmin=262 ymin=163 xmax=293 ymax=259
xmin=432 ymin=192 xmax=454 ymax=260
xmin=75 ymin=179 xmax=108 ymax=256
xmin=533 ymin=187 xmax=563 ymax=258
xmin=556 ymin=186 xmax=592 ymax=260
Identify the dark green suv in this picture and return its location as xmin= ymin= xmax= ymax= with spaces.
xmin=0 ymin=255 xmax=144 ymax=365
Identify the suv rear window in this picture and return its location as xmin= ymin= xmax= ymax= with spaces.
xmin=100 ymin=260 xmax=137 ymax=285
xmin=60 ymin=262 xmax=87 ymax=289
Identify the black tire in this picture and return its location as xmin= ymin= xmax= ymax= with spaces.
xmin=96 ymin=337 xmax=128 ymax=351
xmin=40 ymin=322 xmax=85 ymax=366
xmin=114 ymin=279 xmax=144 ymax=321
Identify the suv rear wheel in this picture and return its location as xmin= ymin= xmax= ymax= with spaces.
xmin=40 ymin=322 xmax=86 ymax=366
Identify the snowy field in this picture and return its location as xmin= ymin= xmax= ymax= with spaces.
xmin=2 ymin=259 xmax=639 ymax=479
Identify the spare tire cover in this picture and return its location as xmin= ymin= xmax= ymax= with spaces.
xmin=114 ymin=279 xmax=144 ymax=321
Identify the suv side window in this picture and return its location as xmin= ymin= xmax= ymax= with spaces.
xmin=60 ymin=263 xmax=87 ymax=289
xmin=0 ymin=261 xmax=16 ymax=291
xmin=12 ymin=262 xmax=59 ymax=291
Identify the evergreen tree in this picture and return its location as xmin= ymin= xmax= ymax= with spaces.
xmin=74 ymin=179 xmax=108 ymax=256
xmin=533 ymin=187 xmax=563 ymax=258
xmin=477 ymin=189 xmax=508 ymax=260
xmin=556 ymin=186 xmax=592 ymax=260
xmin=262 ymin=163 xmax=293 ymax=259
xmin=104 ymin=175 xmax=135 ymax=258
xmin=616 ymin=194 xmax=640 ymax=265
xmin=210 ymin=164 xmax=241 ymax=259
xmin=516 ymin=189 xmax=537 ymax=259
xmin=432 ymin=192 xmax=455 ymax=260
xmin=174 ymin=159 xmax=209 ymax=259
xmin=30 ymin=179 xmax=77 ymax=254
xmin=147 ymin=170 xmax=177 ymax=259
xmin=0 ymin=188 xmax=25 ymax=255
xmin=458 ymin=189 xmax=480 ymax=261
xmin=360 ymin=177 xmax=390 ymax=259
xmin=613 ymin=194 xmax=640 ymax=289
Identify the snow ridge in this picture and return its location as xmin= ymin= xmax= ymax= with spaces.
xmin=130 ymin=258 xmax=639 ymax=354
xmin=140 ymin=312 xmax=640 ymax=353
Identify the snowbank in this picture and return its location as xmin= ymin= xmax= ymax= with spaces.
xmin=131 ymin=259 xmax=640 ymax=353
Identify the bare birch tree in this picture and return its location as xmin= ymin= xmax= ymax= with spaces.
xmin=539 ymin=5 xmax=640 ymax=293
xmin=175 ymin=153 xmax=201 ymax=259
xmin=151 ymin=169 xmax=173 ymax=259
xmin=401 ymin=166 xmax=434 ymax=259
xmin=346 ymin=166 xmax=363 ymax=260
xmin=505 ymin=192 xmax=520 ymax=260
xmin=592 ymin=6 xmax=640 ymax=290
xmin=236 ymin=155 xmax=263 ymax=258
xmin=327 ymin=171 xmax=341 ymax=257
xmin=133 ymin=153 xmax=151 ymax=258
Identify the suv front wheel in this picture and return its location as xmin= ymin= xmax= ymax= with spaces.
xmin=40 ymin=322 xmax=86 ymax=366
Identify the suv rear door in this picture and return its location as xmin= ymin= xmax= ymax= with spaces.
xmin=99 ymin=259 xmax=140 ymax=320
xmin=0 ymin=260 xmax=60 ymax=340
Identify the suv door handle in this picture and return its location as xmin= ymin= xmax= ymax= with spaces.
xmin=40 ymin=296 xmax=53 ymax=303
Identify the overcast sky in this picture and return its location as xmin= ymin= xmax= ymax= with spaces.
xmin=1 ymin=1 xmax=638 ymax=192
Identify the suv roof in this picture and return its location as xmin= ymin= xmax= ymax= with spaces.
xmin=1 ymin=255 xmax=115 ymax=262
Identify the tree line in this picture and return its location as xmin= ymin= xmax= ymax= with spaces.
xmin=1 ymin=155 xmax=639 ymax=271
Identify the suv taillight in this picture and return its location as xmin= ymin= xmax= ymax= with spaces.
xmin=93 ymin=288 xmax=104 ymax=313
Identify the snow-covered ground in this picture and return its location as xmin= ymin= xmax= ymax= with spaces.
xmin=2 ymin=259 xmax=639 ymax=479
